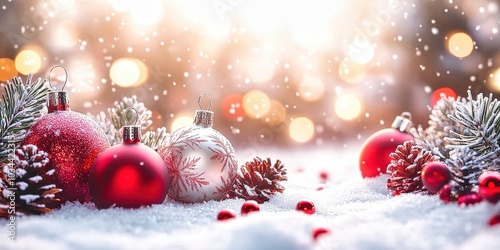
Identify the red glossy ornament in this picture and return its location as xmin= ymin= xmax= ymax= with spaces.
xmin=359 ymin=112 xmax=413 ymax=178
xmin=296 ymin=200 xmax=316 ymax=214
xmin=421 ymin=162 xmax=451 ymax=193
xmin=89 ymin=109 xmax=169 ymax=209
xmin=217 ymin=208 xmax=237 ymax=221
xmin=23 ymin=66 xmax=110 ymax=203
xmin=488 ymin=213 xmax=500 ymax=227
xmin=478 ymin=171 xmax=500 ymax=203
xmin=457 ymin=193 xmax=483 ymax=207
xmin=312 ymin=227 xmax=330 ymax=241
xmin=241 ymin=200 xmax=260 ymax=215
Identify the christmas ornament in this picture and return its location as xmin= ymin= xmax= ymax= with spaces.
xmin=217 ymin=208 xmax=237 ymax=221
xmin=312 ymin=228 xmax=331 ymax=241
xmin=160 ymin=93 xmax=238 ymax=203
xmin=421 ymin=162 xmax=451 ymax=193
xmin=0 ymin=145 xmax=61 ymax=218
xmin=478 ymin=171 xmax=500 ymax=203
xmin=228 ymin=157 xmax=287 ymax=204
xmin=457 ymin=193 xmax=482 ymax=207
xmin=22 ymin=66 xmax=110 ymax=203
xmin=89 ymin=108 xmax=169 ymax=209
xmin=359 ymin=112 xmax=414 ymax=178
xmin=319 ymin=170 xmax=329 ymax=182
xmin=386 ymin=141 xmax=438 ymax=195
xmin=241 ymin=200 xmax=260 ymax=215
xmin=296 ymin=200 xmax=315 ymax=214
xmin=438 ymin=184 xmax=454 ymax=203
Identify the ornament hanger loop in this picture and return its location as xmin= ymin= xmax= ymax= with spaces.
xmin=124 ymin=107 xmax=138 ymax=126
xmin=48 ymin=65 xmax=68 ymax=91
xmin=198 ymin=92 xmax=212 ymax=111
xmin=401 ymin=111 xmax=412 ymax=120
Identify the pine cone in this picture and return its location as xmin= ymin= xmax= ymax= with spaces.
xmin=0 ymin=145 xmax=61 ymax=218
xmin=386 ymin=141 xmax=439 ymax=195
xmin=228 ymin=157 xmax=287 ymax=203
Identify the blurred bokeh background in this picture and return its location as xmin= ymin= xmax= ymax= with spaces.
xmin=1 ymin=0 xmax=500 ymax=152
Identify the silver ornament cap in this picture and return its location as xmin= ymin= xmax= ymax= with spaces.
xmin=47 ymin=65 xmax=70 ymax=112
xmin=122 ymin=107 xmax=141 ymax=143
xmin=391 ymin=112 xmax=412 ymax=133
xmin=194 ymin=92 xmax=214 ymax=128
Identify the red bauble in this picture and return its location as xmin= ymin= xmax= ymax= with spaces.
xmin=241 ymin=200 xmax=260 ymax=215
xmin=359 ymin=113 xmax=413 ymax=178
xmin=296 ymin=200 xmax=316 ymax=214
xmin=217 ymin=208 xmax=237 ymax=221
xmin=89 ymin=125 xmax=169 ymax=209
xmin=312 ymin=227 xmax=330 ymax=241
xmin=457 ymin=193 xmax=483 ymax=207
xmin=478 ymin=171 xmax=500 ymax=203
xmin=23 ymin=91 xmax=110 ymax=203
xmin=488 ymin=213 xmax=500 ymax=227
xmin=421 ymin=162 xmax=451 ymax=193
xmin=438 ymin=184 xmax=454 ymax=203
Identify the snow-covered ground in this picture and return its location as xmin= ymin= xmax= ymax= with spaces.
xmin=1 ymin=145 xmax=500 ymax=250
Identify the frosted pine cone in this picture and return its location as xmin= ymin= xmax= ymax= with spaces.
xmin=386 ymin=141 xmax=439 ymax=195
xmin=0 ymin=145 xmax=61 ymax=218
xmin=228 ymin=157 xmax=287 ymax=203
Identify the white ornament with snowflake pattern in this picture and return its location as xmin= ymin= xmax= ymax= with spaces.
xmin=160 ymin=96 xmax=238 ymax=203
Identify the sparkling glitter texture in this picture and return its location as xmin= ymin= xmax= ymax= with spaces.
xmin=160 ymin=108 xmax=238 ymax=203
xmin=23 ymin=91 xmax=110 ymax=203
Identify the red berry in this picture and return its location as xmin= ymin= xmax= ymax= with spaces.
xmin=421 ymin=162 xmax=451 ymax=193
xmin=478 ymin=171 xmax=500 ymax=203
xmin=217 ymin=209 xmax=237 ymax=221
xmin=438 ymin=184 xmax=454 ymax=203
xmin=458 ymin=193 xmax=483 ymax=207
xmin=319 ymin=171 xmax=329 ymax=182
xmin=312 ymin=227 xmax=330 ymax=241
xmin=488 ymin=214 xmax=500 ymax=227
xmin=296 ymin=200 xmax=315 ymax=214
xmin=241 ymin=200 xmax=260 ymax=215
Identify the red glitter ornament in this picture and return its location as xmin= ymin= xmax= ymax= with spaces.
xmin=89 ymin=108 xmax=169 ymax=209
xmin=217 ymin=208 xmax=237 ymax=221
xmin=478 ymin=171 xmax=500 ymax=203
xmin=421 ymin=162 xmax=451 ymax=193
xmin=359 ymin=112 xmax=413 ymax=178
xmin=23 ymin=66 xmax=110 ymax=203
xmin=296 ymin=200 xmax=315 ymax=214
xmin=312 ymin=227 xmax=330 ymax=241
xmin=241 ymin=200 xmax=260 ymax=215
xmin=457 ymin=193 xmax=483 ymax=207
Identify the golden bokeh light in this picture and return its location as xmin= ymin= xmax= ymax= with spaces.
xmin=488 ymin=67 xmax=500 ymax=92
xmin=335 ymin=93 xmax=363 ymax=121
xmin=447 ymin=32 xmax=474 ymax=58
xmin=0 ymin=58 xmax=18 ymax=82
xmin=298 ymin=76 xmax=325 ymax=102
xmin=15 ymin=50 xmax=42 ymax=75
xmin=110 ymin=58 xmax=148 ymax=87
xmin=264 ymin=100 xmax=287 ymax=126
xmin=243 ymin=90 xmax=271 ymax=119
xmin=338 ymin=59 xmax=365 ymax=83
xmin=289 ymin=116 xmax=315 ymax=143
xmin=171 ymin=115 xmax=193 ymax=132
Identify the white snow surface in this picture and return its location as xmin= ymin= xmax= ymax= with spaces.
xmin=1 ymin=145 xmax=500 ymax=250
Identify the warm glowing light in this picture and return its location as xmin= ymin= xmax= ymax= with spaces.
xmin=108 ymin=0 xmax=132 ymax=12
xmin=15 ymin=50 xmax=42 ymax=75
xmin=221 ymin=93 xmax=246 ymax=121
xmin=338 ymin=59 xmax=365 ymax=83
xmin=335 ymin=93 xmax=363 ymax=120
xmin=0 ymin=58 xmax=18 ymax=81
xmin=110 ymin=58 xmax=148 ymax=87
xmin=246 ymin=58 xmax=275 ymax=83
xmin=488 ymin=68 xmax=500 ymax=92
xmin=431 ymin=87 xmax=457 ymax=106
xmin=299 ymin=76 xmax=325 ymax=102
xmin=243 ymin=90 xmax=271 ymax=119
xmin=171 ymin=115 xmax=193 ymax=132
xmin=289 ymin=117 xmax=314 ymax=143
xmin=130 ymin=0 xmax=164 ymax=25
xmin=447 ymin=32 xmax=474 ymax=58
xmin=264 ymin=100 xmax=287 ymax=126
xmin=51 ymin=21 xmax=79 ymax=49
xmin=345 ymin=37 xmax=375 ymax=64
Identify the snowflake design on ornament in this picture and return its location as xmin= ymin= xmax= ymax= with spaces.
xmin=208 ymin=132 xmax=237 ymax=173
